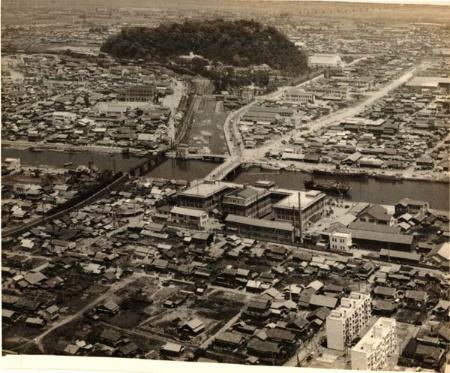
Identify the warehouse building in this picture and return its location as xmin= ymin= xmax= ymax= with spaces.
xmin=225 ymin=214 xmax=295 ymax=243
xmin=348 ymin=228 xmax=414 ymax=251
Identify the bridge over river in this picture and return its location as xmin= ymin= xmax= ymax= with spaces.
xmin=204 ymin=156 xmax=242 ymax=181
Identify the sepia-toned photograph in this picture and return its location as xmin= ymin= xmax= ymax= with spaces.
xmin=1 ymin=1 xmax=449 ymax=372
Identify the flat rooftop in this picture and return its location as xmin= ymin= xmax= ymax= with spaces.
xmin=309 ymin=54 xmax=341 ymax=65
xmin=95 ymin=101 xmax=156 ymax=113
xmin=350 ymin=229 xmax=413 ymax=245
xmin=406 ymin=76 xmax=450 ymax=88
xmin=352 ymin=317 xmax=396 ymax=353
xmin=170 ymin=206 xmax=207 ymax=217
xmin=225 ymin=214 xmax=294 ymax=232
xmin=179 ymin=181 xmax=231 ymax=199
xmin=273 ymin=189 xmax=326 ymax=211
xmin=223 ymin=186 xmax=269 ymax=205
xmin=342 ymin=117 xmax=385 ymax=127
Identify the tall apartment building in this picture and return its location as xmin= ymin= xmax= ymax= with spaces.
xmin=351 ymin=317 xmax=398 ymax=370
xmin=326 ymin=292 xmax=371 ymax=351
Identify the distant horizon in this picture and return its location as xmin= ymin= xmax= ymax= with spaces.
xmin=251 ymin=0 xmax=450 ymax=5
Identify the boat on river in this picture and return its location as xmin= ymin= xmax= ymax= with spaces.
xmin=29 ymin=146 xmax=44 ymax=152
xmin=304 ymin=179 xmax=351 ymax=195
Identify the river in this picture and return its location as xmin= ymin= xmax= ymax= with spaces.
xmin=1 ymin=148 xmax=218 ymax=182
xmin=2 ymin=148 xmax=143 ymax=172
xmin=2 ymin=148 xmax=448 ymax=209
xmin=232 ymin=167 xmax=449 ymax=210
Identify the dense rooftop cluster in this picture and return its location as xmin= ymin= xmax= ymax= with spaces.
xmin=1 ymin=2 xmax=450 ymax=371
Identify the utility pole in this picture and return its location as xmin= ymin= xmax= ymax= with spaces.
xmin=388 ymin=242 xmax=391 ymax=262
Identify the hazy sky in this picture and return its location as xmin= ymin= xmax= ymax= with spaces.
xmin=256 ymin=0 xmax=450 ymax=4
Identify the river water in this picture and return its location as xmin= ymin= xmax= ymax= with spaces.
xmin=2 ymin=148 xmax=143 ymax=172
xmin=232 ymin=167 xmax=449 ymax=210
xmin=1 ymin=148 xmax=218 ymax=182
xmin=2 ymin=148 xmax=448 ymax=209
xmin=144 ymin=158 xmax=218 ymax=181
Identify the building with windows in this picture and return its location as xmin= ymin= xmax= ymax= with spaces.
xmin=52 ymin=111 xmax=78 ymax=124
xmin=241 ymin=105 xmax=297 ymax=124
xmin=326 ymin=292 xmax=372 ymax=351
xmin=308 ymin=54 xmax=342 ymax=68
xmin=170 ymin=206 xmax=209 ymax=230
xmin=310 ymin=86 xmax=349 ymax=101
xmin=177 ymin=182 xmax=233 ymax=211
xmin=273 ymin=189 xmax=327 ymax=225
xmin=394 ymin=198 xmax=429 ymax=217
xmin=225 ymin=214 xmax=295 ymax=243
xmin=406 ymin=76 xmax=450 ymax=93
xmin=118 ymin=84 xmax=156 ymax=102
xmin=282 ymin=88 xmax=315 ymax=104
xmin=357 ymin=204 xmax=394 ymax=226
xmin=351 ymin=317 xmax=398 ymax=371
xmin=222 ymin=186 xmax=272 ymax=218
xmin=330 ymin=232 xmax=352 ymax=252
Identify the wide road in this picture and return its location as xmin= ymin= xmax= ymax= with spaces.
xmin=161 ymin=78 xmax=188 ymax=143
xmin=222 ymin=57 xmax=370 ymax=159
xmin=223 ymin=73 xmax=325 ymax=157
xmin=240 ymin=65 xmax=419 ymax=161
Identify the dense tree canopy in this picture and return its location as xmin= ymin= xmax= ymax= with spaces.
xmin=101 ymin=19 xmax=307 ymax=75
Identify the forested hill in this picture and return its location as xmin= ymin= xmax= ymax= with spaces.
xmin=101 ymin=19 xmax=307 ymax=74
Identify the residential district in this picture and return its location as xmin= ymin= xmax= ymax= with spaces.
xmin=1 ymin=1 xmax=450 ymax=372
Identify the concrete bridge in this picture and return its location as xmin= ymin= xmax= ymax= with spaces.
xmin=204 ymin=156 xmax=242 ymax=181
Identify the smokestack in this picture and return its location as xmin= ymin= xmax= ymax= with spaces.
xmin=298 ymin=191 xmax=303 ymax=243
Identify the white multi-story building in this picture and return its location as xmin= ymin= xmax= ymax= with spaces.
xmin=311 ymin=86 xmax=349 ymax=101
xmin=351 ymin=317 xmax=398 ymax=371
xmin=308 ymin=53 xmax=342 ymax=68
xmin=170 ymin=206 xmax=209 ymax=230
xmin=282 ymin=88 xmax=316 ymax=104
xmin=326 ymin=292 xmax=371 ymax=351
xmin=330 ymin=232 xmax=352 ymax=252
